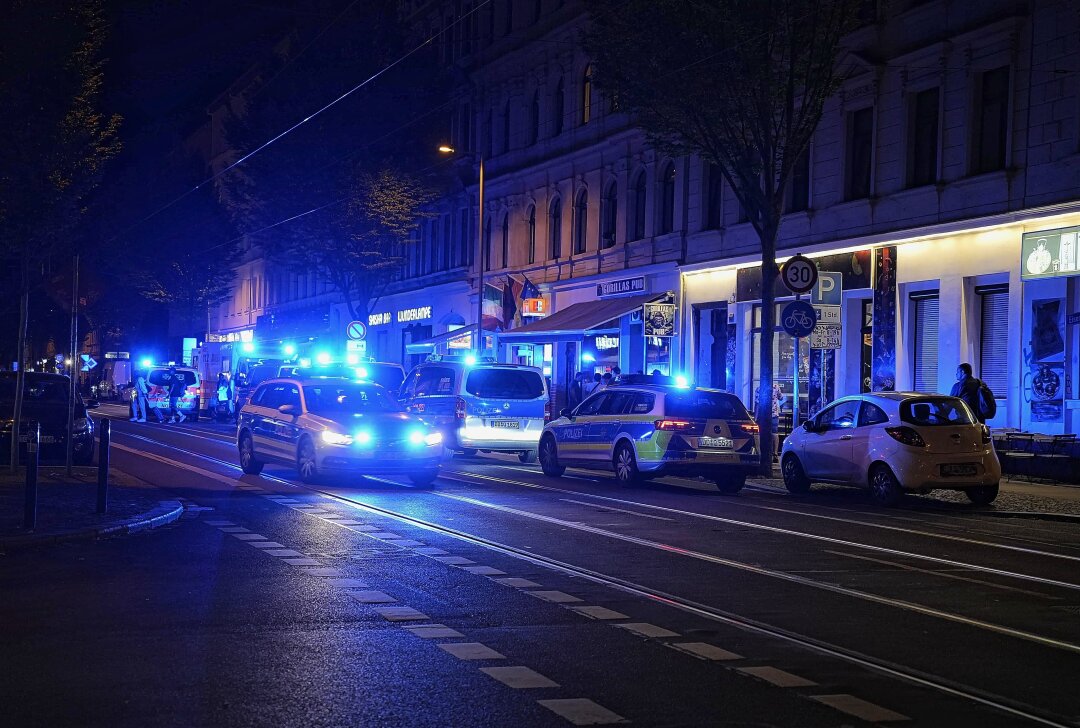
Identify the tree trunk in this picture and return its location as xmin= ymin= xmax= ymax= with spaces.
xmin=756 ymin=222 xmax=780 ymax=476
xmin=9 ymin=259 xmax=29 ymax=471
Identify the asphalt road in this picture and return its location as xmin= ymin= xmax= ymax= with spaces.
xmin=4 ymin=403 xmax=1080 ymax=727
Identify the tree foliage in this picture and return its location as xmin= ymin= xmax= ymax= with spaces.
xmin=585 ymin=0 xmax=859 ymax=472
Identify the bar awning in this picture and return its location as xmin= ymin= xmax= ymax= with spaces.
xmin=405 ymin=324 xmax=477 ymax=354
xmin=499 ymin=293 xmax=659 ymax=342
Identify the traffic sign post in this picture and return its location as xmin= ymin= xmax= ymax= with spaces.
xmin=80 ymin=354 xmax=97 ymax=372
xmin=346 ymin=320 xmax=367 ymax=341
xmin=781 ymin=299 xmax=817 ymax=428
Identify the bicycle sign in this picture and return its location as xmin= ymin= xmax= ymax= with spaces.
xmin=780 ymin=254 xmax=818 ymax=294
xmin=781 ymin=300 xmax=818 ymax=338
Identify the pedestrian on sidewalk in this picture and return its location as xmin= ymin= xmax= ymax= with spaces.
xmin=949 ymin=362 xmax=995 ymax=424
xmin=166 ymin=367 xmax=187 ymax=424
xmin=130 ymin=370 xmax=149 ymax=423
xmin=756 ymin=381 xmax=786 ymax=463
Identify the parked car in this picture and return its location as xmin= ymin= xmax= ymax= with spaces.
xmin=0 ymin=372 xmax=96 ymax=465
xmin=399 ymin=357 xmax=548 ymax=462
xmin=141 ymin=366 xmax=201 ymax=422
xmin=237 ymin=376 xmax=443 ymax=485
xmin=780 ymin=392 xmax=1001 ymax=506
xmin=277 ymin=360 xmax=406 ymax=392
xmin=538 ymin=377 xmax=760 ymax=492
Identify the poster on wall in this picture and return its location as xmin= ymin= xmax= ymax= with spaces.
xmin=1027 ymin=298 xmax=1065 ymax=422
xmin=1021 ymin=226 xmax=1080 ymax=280
xmin=643 ymin=303 xmax=676 ymax=337
xmin=871 ymin=246 xmax=897 ymax=391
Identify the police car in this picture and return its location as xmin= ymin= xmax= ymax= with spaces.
xmin=538 ymin=376 xmax=760 ymax=492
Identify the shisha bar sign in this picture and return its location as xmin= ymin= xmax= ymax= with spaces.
xmin=1022 ymin=226 xmax=1080 ymax=280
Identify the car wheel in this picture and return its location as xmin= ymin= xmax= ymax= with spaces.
xmin=518 ymin=450 xmax=537 ymax=464
xmin=297 ymin=436 xmax=319 ymax=483
xmin=238 ymin=432 xmax=263 ymax=475
xmin=715 ymin=471 xmax=745 ymax=494
xmin=868 ymin=464 xmax=902 ymax=507
xmin=538 ymin=435 xmax=565 ymax=477
xmin=613 ymin=443 xmax=641 ymax=487
xmin=966 ymin=483 xmax=999 ymax=505
xmin=408 ymin=469 xmax=439 ymax=486
xmin=781 ymin=454 xmax=812 ymax=494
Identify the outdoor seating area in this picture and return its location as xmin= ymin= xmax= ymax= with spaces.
xmin=992 ymin=430 xmax=1079 ymax=484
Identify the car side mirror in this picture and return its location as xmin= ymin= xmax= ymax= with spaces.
xmin=278 ymin=404 xmax=299 ymax=417
xmin=560 ymin=407 xmax=572 ymax=419
xmin=803 ymin=420 xmax=817 ymax=433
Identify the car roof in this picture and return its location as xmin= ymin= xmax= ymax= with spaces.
xmin=259 ymin=376 xmax=385 ymax=387
xmin=417 ymin=361 xmax=543 ymax=373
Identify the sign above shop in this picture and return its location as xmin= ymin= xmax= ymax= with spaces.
xmin=781 ymin=254 xmax=818 ymax=294
xmin=810 ymin=323 xmax=842 ymax=349
xmin=643 ymin=302 xmax=676 ymax=337
xmin=594 ymin=335 xmax=619 ymax=351
xmin=1022 ymin=226 xmax=1080 ymax=280
xmin=522 ymin=297 xmax=549 ymax=316
xmin=104 ymin=351 xmax=130 ymax=360
xmin=597 ymin=276 xmax=646 ymax=298
xmin=206 ymin=329 xmax=255 ymax=343
xmin=368 ymin=306 xmax=434 ymax=327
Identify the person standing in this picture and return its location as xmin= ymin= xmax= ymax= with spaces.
xmin=611 ymin=366 xmax=622 ymax=382
xmin=950 ymin=362 xmax=991 ymax=423
xmin=582 ymin=372 xmax=601 ymax=399
xmin=167 ymin=367 xmax=187 ymax=423
xmin=756 ymin=381 xmax=786 ymax=462
xmin=130 ymin=370 xmax=149 ymax=423
xmin=568 ymin=372 xmax=585 ymax=410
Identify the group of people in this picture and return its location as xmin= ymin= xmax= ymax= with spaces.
xmin=127 ymin=366 xmax=197 ymax=424
xmin=567 ymin=366 xmax=623 ymax=409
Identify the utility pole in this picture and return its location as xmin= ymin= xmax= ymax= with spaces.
xmin=66 ymin=254 xmax=79 ymax=475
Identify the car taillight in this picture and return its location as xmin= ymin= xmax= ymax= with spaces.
xmin=655 ymin=419 xmax=694 ymax=432
xmin=981 ymin=425 xmax=992 ymax=445
xmin=885 ymin=426 xmax=927 ymax=448
xmin=455 ymin=397 xmax=467 ymax=420
xmin=544 ymin=403 xmax=553 ymax=423
xmin=735 ymin=423 xmax=760 ymax=435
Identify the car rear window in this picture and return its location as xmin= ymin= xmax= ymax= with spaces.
xmin=0 ymin=378 xmax=69 ymax=404
xmin=900 ymin=397 xmax=975 ymax=426
xmin=664 ymin=391 xmax=750 ymax=420
xmin=148 ymin=370 xmax=197 ymax=387
xmin=465 ymin=369 xmax=545 ymax=399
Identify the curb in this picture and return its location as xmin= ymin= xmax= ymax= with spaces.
xmin=0 ymin=500 xmax=185 ymax=555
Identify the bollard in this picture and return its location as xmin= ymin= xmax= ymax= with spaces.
xmin=96 ymin=418 xmax=110 ymax=514
xmin=24 ymin=421 xmax=39 ymax=530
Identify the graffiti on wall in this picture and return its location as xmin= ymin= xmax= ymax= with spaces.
xmin=871 ymin=246 xmax=897 ymax=391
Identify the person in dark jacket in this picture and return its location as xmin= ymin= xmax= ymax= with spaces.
xmin=167 ymin=367 xmax=187 ymax=423
xmin=949 ymin=362 xmax=984 ymax=423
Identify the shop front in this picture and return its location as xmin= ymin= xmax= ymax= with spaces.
xmin=366 ymin=282 xmax=472 ymax=369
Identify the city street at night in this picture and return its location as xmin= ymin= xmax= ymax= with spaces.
xmin=5 ymin=405 xmax=1080 ymax=727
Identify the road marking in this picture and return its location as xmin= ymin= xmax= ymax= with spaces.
xmin=368 ymin=532 xmax=404 ymax=539
xmin=303 ymin=567 xmax=344 ymax=577
xmin=264 ymin=549 xmax=304 ymax=557
xmin=738 ymin=666 xmax=816 ymax=688
xmin=111 ymin=442 xmax=240 ymax=487
xmin=668 ymin=642 xmax=743 ymax=661
xmin=616 ymin=622 xmax=679 ymax=638
xmin=462 ymin=566 xmax=506 ymax=575
xmin=374 ymin=606 xmax=428 ymax=621
xmin=528 ymin=591 xmax=583 ymax=604
xmin=810 ymin=694 xmax=909 ymax=722
xmin=248 ymin=541 xmax=287 ymax=549
xmin=538 ymin=698 xmax=627 ymax=725
xmin=348 ymin=591 xmax=397 ymax=604
xmin=438 ymin=642 xmax=505 ymax=660
xmin=283 ymin=558 xmax=321 ymax=566
xmin=560 ymin=498 xmax=676 ymax=521
xmin=218 ymin=527 xmax=250 ymax=533
xmin=346 ymin=525 xmax=381 ymax=532
xmin=232 ymin=533 xmax=267 ymax=541
xmin=415 ymin=547 xmax=449 ymax=555
xmin=404 ymin=624 xmax=464 ymax=639
xmin=570 ymin=606 xmax=629 ymax=620
xmin=481 ymin=666 xmax=559 ymax=689
xmin=334 ymin=519 xmax=365 ymax=525
xmin=433 ymin=556 xmax=475 ymax=565
xmin=494 ymin=577 xmax=541 ymax=588
xmin=384 ymin=539 xmax=425 ymax=547
xmin=325 ymin=578 xmax=370 ymax=589
xmin=205 ymin=520 xmax=234 ymax=526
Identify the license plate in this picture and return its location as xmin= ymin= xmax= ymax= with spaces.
xmin=490 ymin=420 xmax=520 ymax=429
xmin=698 ymin=436 xmax=733 ymax=449
xmin=941 ymin=464 xmax=977 ymax=476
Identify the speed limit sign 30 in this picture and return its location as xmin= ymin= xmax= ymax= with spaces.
xmin=780 ymin=254 xmax=818 ymax=294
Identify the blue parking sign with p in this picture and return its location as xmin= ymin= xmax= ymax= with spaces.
xmin=812 ymin=272 xmax=842 ymax=306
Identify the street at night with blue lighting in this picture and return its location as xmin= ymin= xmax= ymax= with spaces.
xmin=3 ymin=2 xmax=1080 ymax=727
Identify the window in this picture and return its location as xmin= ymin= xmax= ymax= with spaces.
xmin=414 ymin=367 xmax=456 ymax=396
xmin=527 ymin=205 xmax=537 ymax=263
xmin=974 ymin=66 xmax=1010 ymax=174
xmin=529 ymin=90 xmax=540 ymax=145
xmin=817 ymin=400 xmax=859 ymax=430
xmin=483 ymin=218 xmax=492 ymax=271
xmin=599 ymin=391 xmax=634 ymax=415
xmin=630 ymin=393 xmax=655 ymax=414
xmin=658 ymin=162 xmax=675 ymax=234
xmin=979 ymin=285 xmax=1008 ymax=397
xmin=845 ymin=106 xmax=874 ymax=199
xmin=303 ymin=383 xmax=399 ymax=414
xmin=502 ymin=100 xmax=511 ymax=153
xmin=787 ymin=147 xmax=810 ymax=212
xmin=582 ymin=65 xmax=593 ymax=124
xmin=629 ymin=171 xmax=647 ymax=241
xmin=465 ymin=369 xmax=545 ymax=399
xmin=549 ymin=197 xmax=562 ymax=259
xmin=901 ymin=397 xmax=974 ymax=426
xmin=908 ymin=87 xmax=939 ymax=187
xmin=552 ymin=77 xmax=565 ymax=136
xmin=858 ymin=402 xmax=889 ymax=426
xmin=501 ymin=213 xmax=510 ymax=269
xmin=912 ymin=293 xmax=940 ymax=392
xmin=665 ymin=391 xmax=751 ymax=420
xmin=705 ymin=163 xmax=724 ymax=229
xmin=576 ymin=392 xmax=607 ymax=416
xmin=601 ymin=181 xmax=617 ymax=249
xmin=573 ymin=189 xmax=588 ymax=254
xmin=459 ymin=103 xmax=472 ymax=151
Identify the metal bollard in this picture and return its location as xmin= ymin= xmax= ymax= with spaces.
xmin=24 ymin=421 xmax=39 ymax=530
xmin=96 ymin=418 xmax=110 ymax=514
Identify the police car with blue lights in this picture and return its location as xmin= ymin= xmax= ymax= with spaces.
xmin=236 ymin=375 xmax=443 ymax=485
xmin=537 ymin=375 xmax=760 ymax=492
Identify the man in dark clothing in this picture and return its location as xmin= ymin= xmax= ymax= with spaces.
xmin=167 ymin=368 xmax=187 ymax=423
xmin=949 ymin=362 xmax=984 ymax=423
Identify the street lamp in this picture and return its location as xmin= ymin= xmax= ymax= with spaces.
xmin=439 ymin=144 xmax=485 ymax=356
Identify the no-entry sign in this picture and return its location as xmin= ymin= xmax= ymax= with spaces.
xmin=346 ymin=320 xmax=367 ymax=341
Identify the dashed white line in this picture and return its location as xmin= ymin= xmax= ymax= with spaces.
xmin=325 ymin=578 xmax=370 ymax=589
xmin=348 ymin=591 xmax=397 ymax=604
xmin=283 ymin=558 xmax=321 ymax=566
xmin=616 ymin=623 xmax=679 ymax=639
xmin=404 ymin=624 xmax=465 ymax=639
xmin=264 ymin=549 xmax=304 ymax=557
xmin=529 ymin=591 xmax=583 ymax=604
xmin=248 ymin=541 xmax=287 ymax=549
xmin=668 ymin=642 xmax=743 ymax=661
xmin=494 ymin=577 xmax=542 ymax=588
xmin=438 ymin=642 xmax=506 ymax=660
xmin=538 ymin=698 xmax=627 ymax=725
xmin=570 ymin=606 xmax=629 ymax=621
xmin=433 ymin=556 xmax=475 ymax=565
xmin=232 ymin=533 xmax=267 ymax=541
xmin=481 ymin=666 xmax=559 ymax=689
xmin=374 ymin=606 xmax=429 ymax=621
xmin=219 ymin=527 xmax=250 ymax=533
xmin=462 ymin=566 xmax=506 ymax=575
xmin=810 ymin=694 xmax=909 ymax=722
xmin=738 ymin=666 xmax=817 ymax=688
xmin=205 ymin=520 xmax=234 ymax=526
xmin=303 ymin=567 xmax=344 ymax=577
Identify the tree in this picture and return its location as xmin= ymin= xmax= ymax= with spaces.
xmin=585 ymin=0 xmax=859 ymax=473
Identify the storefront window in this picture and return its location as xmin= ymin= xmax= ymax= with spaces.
xmin=751 ymin=303 xmax=809 ymax=434
xmin=583 ymin=333 xmax=619 ymax=374
xmin=645 ymin=336 xmax=671 ymax=376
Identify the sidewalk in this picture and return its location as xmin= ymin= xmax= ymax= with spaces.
xmin=0 ymin=466 xmax=183 ymax=554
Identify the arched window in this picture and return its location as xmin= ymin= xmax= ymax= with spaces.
xmin=601 ymin=181 xmax=617 ymax=249
xmin=501 ymin=213 xmax=510 ymax=268
xmin=529 ymin=90 xmax=540 ymax=145
xmin=549 ymin=197 xmax=562 ymax=259
xmin=629 ymin=171 xmax=646 ymax=241
xmin=527 ymin=205 xmax=537 ymax=263
xmin=658 ymin=162 xmax=675 ymax=235
xmin=581 ymin=65 xmax=593 ymax=125
xmin=573 ymin=189 xmax=588 ymax=254
xmin=502 ymin=100 xmax=511 ymax=153
xmin=483 ymin=218 xmax=492 ymax=271
xmin=552 ymin=77 xmax=565 ymax=136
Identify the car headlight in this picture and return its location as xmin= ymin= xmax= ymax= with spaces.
xmin=408 ymin=430 xmax=425 ymax=446
xmin=355 ymin=431 xmax=372 ymax=445
xmin=321 ymin=430 xmax=353 ymax=446
xmin=424 ymin=431 xmax=442 ymax=446
xmin=73 ymin=417 xmax=89 ymax=433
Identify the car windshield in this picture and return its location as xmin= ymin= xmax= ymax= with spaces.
xmin=356 ymin=364 xmax=405 ymax=391
xmin=464 ymin=369 xmax=544 ymax=399
xmin=0 ymin=378 xmax=70 ymax=406
xmin=900 ymin=397 xmax=975 ymax=426
xmin=664 ymin=391 xmax=750 ymax=420
xmin=303 ymin=383 xmax=402 ymax=414
xmin=148 ymin=370 xmax=196 ymax=387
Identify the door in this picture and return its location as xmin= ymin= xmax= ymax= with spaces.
xmin=801 ymin=399 xmax=860 ymax=481
xmin=556 ymin=392 xmax=607 ymax=463
xmin=587 ymin=390 xmax=634 ymax=462
xmin=851 ymin=400 xmax=889 ymax=476
xmin=271 ymin=384 xmax=303 ymax=459
xmin=248 ymin=384 xmax=281 ymax=457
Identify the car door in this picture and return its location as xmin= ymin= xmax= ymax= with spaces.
xmin=800 ymin=399 xmax=860 ymax=481
xmin=851 ymin=401 xmax=889 ymax=477
xmin=588 ymin=390 xmax=634 ymax=462
xmin=556 ymin=392 xmax=608 ymax=464
xmin=247 ymin=384 xmax=281 ymax=457
xmin=275 ymin=384 xmax=303 ymax=459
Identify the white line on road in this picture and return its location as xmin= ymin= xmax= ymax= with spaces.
xmin=437 ymin=642 xmax=505 ymax=660
xmin=481 ymin=666 xmax=559 ymax=689
xmin=537 ymin=698 xmax=627 ymax=725
xmin=738 ymin=666 xmax=817 ymax=688
xmin=810 ymin=694 xmax=909 ymax=722
xmin=558 ymin=498 xmax=676 ymax=521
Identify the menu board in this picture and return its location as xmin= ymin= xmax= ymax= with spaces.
xmin=1021 ymin=226 xmax=1080 ymax=280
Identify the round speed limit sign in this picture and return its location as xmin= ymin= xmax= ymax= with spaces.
xmin=780 ymin=254 xmax=818 ymax=294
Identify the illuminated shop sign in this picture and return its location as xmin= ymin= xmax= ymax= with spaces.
xmin=597 ymin=276 xmax=646 ymax=298
xmin=594 ymin=335 xmax=619 ymax=350
xmin=206 ymin=329 xmax=255 ymax=343
xmin=522 ymin=298 xmax=549 ymax=316
xmin=368 ymin=306 xmax=433 ymax=326
xmin=1022 ymin=226 xmax=1080 ymax=280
